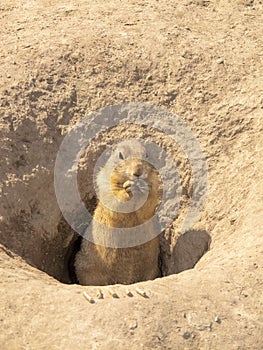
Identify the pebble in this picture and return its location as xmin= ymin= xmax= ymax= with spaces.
xmin=183 ymin=331 xmax=191 ymax=340
xmin=109 ymin=289 xmax=119 ymax=298
xmin=215 ymin=316 xmax=222 ymax=324
xmin=96 ymin=289 xmax=103 ymax=299
xmin=129 ymin=320 xmax=138 ymax=330
xmin=216 ymin=58 xmax=224 ymax=64
xmin=126 ymin=289 xmax=133 ymax=297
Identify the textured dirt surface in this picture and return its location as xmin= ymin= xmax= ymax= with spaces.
xmin=0 ymin=0 xmax=262 ymax=349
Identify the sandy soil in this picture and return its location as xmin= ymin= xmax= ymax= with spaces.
xmin=0 ymin=0 xmax=262 ymax=349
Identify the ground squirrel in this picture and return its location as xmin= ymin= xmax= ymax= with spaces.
xmin=75 ymin=139 xmax=162 ymax=285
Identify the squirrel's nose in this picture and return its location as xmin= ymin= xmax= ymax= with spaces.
xmin=132 ymin=164 xmax=143 ymax=177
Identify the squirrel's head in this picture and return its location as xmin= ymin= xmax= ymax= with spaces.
xmin=97 ymin=139 xmax=161 ymax=205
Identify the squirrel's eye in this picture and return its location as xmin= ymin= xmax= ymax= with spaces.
xmin=119 ymin=152 xmax=124 ymax=160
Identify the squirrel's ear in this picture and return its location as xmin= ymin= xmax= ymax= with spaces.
xmin=118 ymin=151 xmax=124 ymax=160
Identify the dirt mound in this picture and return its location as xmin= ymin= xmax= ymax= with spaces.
xmin=0 ymin=0 xmax=262 ymax=349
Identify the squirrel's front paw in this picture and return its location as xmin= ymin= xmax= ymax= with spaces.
xmin=123 ymin=180 xmax=134 ymax=194
xmin=118 ymin=188 xmax=133 ymax=201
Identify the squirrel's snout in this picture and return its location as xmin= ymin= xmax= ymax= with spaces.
xmin=133 ymin=167 xmax=143 ymax=177
xmin=130 ymin=161 xmax=144 ymax=178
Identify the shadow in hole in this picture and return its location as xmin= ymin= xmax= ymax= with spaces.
xmin=63 ymin=233 xmax=82 ymax=284
xmin=160 ymin=230 xmax=211 ymax=277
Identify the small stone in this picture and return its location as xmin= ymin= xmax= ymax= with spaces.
xmin=230 ymin=218 xmax=236 ymax=224
xmin=96 ymin=289 xmax=103 ymax=299
xmin=208 ymin=137 xmax=216 ymax=145
xmin=129 ymin=320 xmax=138 ymax=330
xmin=215 ymin=316 xmax=221 ymax=324
xmin=146 ymin=74 xmax=153 ymax=81
xmin=126 ymin=289 xmax=133 ymax=297
xmin=216 ymin=58 xmax=224 ymax=64
xmin=109 ymin=289 xmax=119 ymax=298
xmin=183 ymin=331 xmax=191 ymax=340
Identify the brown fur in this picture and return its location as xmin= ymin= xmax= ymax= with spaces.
xmin=75 ymin=140 xmax=161 ymax=285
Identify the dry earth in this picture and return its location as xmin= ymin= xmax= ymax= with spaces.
xmin=0 ymin=0 xmax=262 ymax=349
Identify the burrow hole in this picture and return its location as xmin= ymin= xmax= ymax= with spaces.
xmin=1 ymin=124 xmax=210 ymax=285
